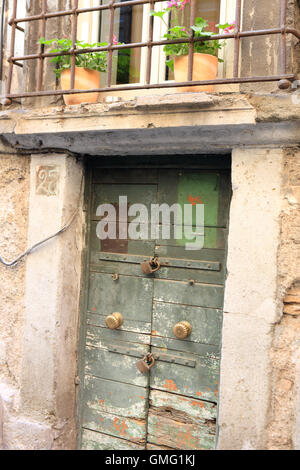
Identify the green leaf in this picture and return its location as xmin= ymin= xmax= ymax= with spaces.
xmin=39 ymin=36 xmax=114 ymax=76
xmin=194 ymin=17 xmax=208 ymax=28
xmin=150 ymin=10 xmax=166 ymax=19
xmin=217 ymin=22 xmax=232 ymax=30
xmin=165 ymin=59 xmax=174 ymax=71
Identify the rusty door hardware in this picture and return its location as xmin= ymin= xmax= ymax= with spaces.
xmin=136 ymin=353 xmax=155 ymax=374
xmin=141 ymin=257 xmax=161 ymax=275
xmin=173 ymin=321 xmax=192 ymax=339
xmin=107 ymin=344 xmax=196 ymax=368
xmin=105 ymin=312 xmax=123 ymax=330
xmin=99 ymin=253 xmax=221 ymax=271
xmin=153 ymin=352 xmax=196 ymax=368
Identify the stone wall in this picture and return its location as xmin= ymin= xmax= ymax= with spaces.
xmin=267 ymin=149 xmax=300 ymax=449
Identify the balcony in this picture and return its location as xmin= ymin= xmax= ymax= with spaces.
xmin=0 ymin=0 xmax=300 ymax=107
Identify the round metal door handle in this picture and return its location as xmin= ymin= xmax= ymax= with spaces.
xmin=106 ymin=312 xmax=123 ymax=330
xmin=173 ymin=321 xmax=192 ymax=339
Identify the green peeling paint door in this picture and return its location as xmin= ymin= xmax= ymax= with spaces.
xmin=79 ymin=160 xmax=231 ymax=450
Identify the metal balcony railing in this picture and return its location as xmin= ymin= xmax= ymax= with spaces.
xmin=2 ymin=0 xmax=300 ymax=105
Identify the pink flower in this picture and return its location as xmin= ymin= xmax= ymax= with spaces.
xmin=180 ymin=0 xmax=190 ymax=10
xmin=167 ymin=0 xmax=181 ymax=9
xmin=112 ymin=34 xmax=118 ymax=45
xmin=224 ymin=21 xmax=236 ymax=34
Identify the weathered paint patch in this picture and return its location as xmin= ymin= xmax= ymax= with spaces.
xmin=86 ymin=323 xmax=151 ymax=347
xmin=85 ymin=345 xmax=149 ymax=387
xmin=82 ymin=429 xmax=145 ymax=450
xmin=154 ymin=279 xmax=224 ymax=309
xmin=150 ymin=346 xmax=219 ymax=402
xmin=82 ymin=407 xmax=146 ymax=443
xmin=150 ymin=390 xmax=217 ymax=422
xmin=84 ymin=376 xmax=147 ymax=418
xmin=87 ymin=311 xmax=151 ymax=335
xmin=147 ymin=412 xmax=216 ymax=450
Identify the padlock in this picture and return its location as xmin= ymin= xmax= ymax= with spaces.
xmin=136 ymin=358 xmax=150 ymax=374
xmin=141 ymin=257 xmax=161 ymax=275
xmin=136 ymin=353 xmax=155 ymax=374
xmin=141 ymin=261 xmax=154 ymax=275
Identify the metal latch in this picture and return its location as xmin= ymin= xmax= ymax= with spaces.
xmin=107 ymin=344 xmax=196 ymax=368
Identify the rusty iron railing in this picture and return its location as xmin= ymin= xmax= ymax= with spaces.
xmin=2 ymin=0 xmax=300 ymax=105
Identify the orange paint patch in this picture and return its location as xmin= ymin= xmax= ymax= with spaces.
xmin=191 ymin=400 xmax=205 ymax=408
xmin=113 ymin=418 xmax=128 ymax=437
xmin=164 ymin=379 xmax=178 ymax=392
xmin=92 ymin=306 xmax=96 ymax=312
xmin=151 ymin=331 xmax=157 ymax=336
xmin=176 ymin=430 xmax=199 ymax=449
xmin=139 ymin=396 xmax=145 ymax=400
xmin=196 ymin=392 xmax=202 ymax=397
xmin=98 ymin=400 xmax=104 ymax=406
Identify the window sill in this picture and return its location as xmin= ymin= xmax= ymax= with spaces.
xmin=98 ymin=83 xmax=240 ymax=104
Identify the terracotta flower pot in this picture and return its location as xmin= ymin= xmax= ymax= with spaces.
xmin=174 ymin=53 xmax=218 ymax=93
xmin=60 ymin=67 xmax=101 ymax=105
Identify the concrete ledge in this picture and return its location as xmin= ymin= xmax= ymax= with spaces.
xmin=0 ymin=92 xmax=299 ymax=156
xmin=1 ymin=121 xmax=299 ymax=157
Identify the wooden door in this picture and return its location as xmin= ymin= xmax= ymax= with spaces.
xmin=79 ymin=159 xmax=231 ymax=450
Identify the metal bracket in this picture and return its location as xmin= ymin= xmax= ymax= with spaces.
xmin=99 ymin=253 xmax=221 ymax=272
xmin=108 ymin=344 xmax=196 ymax=368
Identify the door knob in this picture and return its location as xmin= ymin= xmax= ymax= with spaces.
xmin=106 ymin=312 xmax=123 ymax=330
xmin=173 ymin=321 xmax=192 ymax=339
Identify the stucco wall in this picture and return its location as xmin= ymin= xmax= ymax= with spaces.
xmin=0 ymin=149 xmax=84 ymax=450
xmin=0 ymin=146 xmax=30 ymax=449
xmin=0 ymin=94 xmax=299 ymax=449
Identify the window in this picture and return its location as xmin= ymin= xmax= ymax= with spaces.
xmin=3 ymin=0 xmax=298 ymax=103
xmin=77 ymin=0 xmax=235 ymax=88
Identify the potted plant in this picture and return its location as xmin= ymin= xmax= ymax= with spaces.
xmin=39 ymin=36 xmax=120 ymax=105
xmin=150 ymin=1 xmax=235 ymax=92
